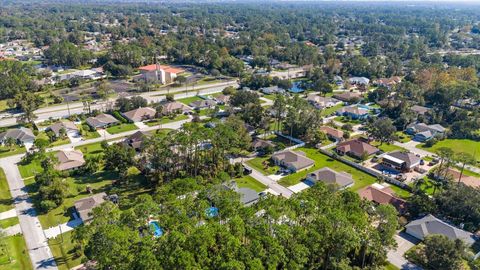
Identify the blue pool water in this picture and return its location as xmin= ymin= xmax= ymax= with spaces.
xmin=206 ymin=207 xmax=219 ymax=218
xmin=289 ymin=81 xmax=304 ymax=93
xmin=149 ymin=221 xmax=163 ymax=237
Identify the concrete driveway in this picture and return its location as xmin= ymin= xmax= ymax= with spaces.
xmin=387 ymin=231 xmax=422 ymax=270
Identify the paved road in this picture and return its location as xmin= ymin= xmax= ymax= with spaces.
xmin=242 ymin=163 xmax=294 ymax=198
xmin=0 ymin=81 xmax=237 ymax=128
xmin=0 ymin=156 xmax=58 ymax=270
xmin=0 ymin=209 xmax=17 ymax=220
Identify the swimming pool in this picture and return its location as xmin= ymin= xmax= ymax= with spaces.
xmin=289 ymin=81 xmax=304 ymax=93
xmin=206 ymin=207 xmax=219 ymax=218
xmin=149 ymin=221 xmax=163 ymax=237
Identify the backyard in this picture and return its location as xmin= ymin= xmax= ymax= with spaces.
xmin=277 ymin=147 xmax=376 ymax=191
xmin=246 ymin=156 xmax=280 ymax=175
xmin=105 ymin=123 xmax=138 ymax=134
xmin=79 ymin=123 xmax=100 ymax=140
xmin=320 ymin=103 xmax=344 ymax=117
xmin=49 ymin=231 xmax=83 ymax=270
xmin=417 ymin=139 xmax=480 ymax=162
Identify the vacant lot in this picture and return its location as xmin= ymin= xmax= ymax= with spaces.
xmin=418 ymin=139 xmax=480 ymax=162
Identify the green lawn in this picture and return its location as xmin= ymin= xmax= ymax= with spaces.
xmin=395 ymin=131 xmax=411 ymax=143
xmin=49 ymin=231 xmax=83 ymax=270
xmin=0 ymin=169 xmax=13 ymax=213
xmin=18 ymin=158 xmax=44 ymax=179
xmin=80 ymin=123 xmax=100 ymax=140
xmin=277 ymin=147 xmax=376 ymax=191
xmin=36 ymin=132 xmax=70 ymax=147
xmin=0 ymin=217 xmax=19 ymax=229
xmin=418 ymin=139 xmax=480 ymax=162
xmin=0 ymin=235 xmax=32 ymax=270
xmin=334 ymin=116 xmax=362 ymax=125
xmin=246 ymin=156 xmax=280 ymax=175
xmin=36 ymin=171 xmax=116 ymax=228
xmin=0 ymin=145 xmax=26 ymax=159
xmin=388 ymin=184 xmax=412 ymax=199
xmin=321 ymin=103 xmax=344 ymax=116
xmin=105 ymin=123 xmax=138 ymax=134
xmin=178 ymin=96 xmax=202 ymax=105
xmin=371 ymin=141 xmax=405 ymax=153
xmin=235 ymin=176 xmax=267 ymax=192
xmin=145 ymin=114 xmax=189 ymax=127
xmin=75 ymin=141 xmax=105 ymax=158
xmin=384 ymin=263 xmax=400 ymax=270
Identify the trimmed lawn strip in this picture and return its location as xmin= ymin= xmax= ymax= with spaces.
xmin=235 ymin=176 xmax=267 ymax=192
xmin=277 ymin=147 xmax=376 ymax=191
xmin=0 ymin=217 xmax=19 ymax=229
xmin=49 ymin=231 xmax=83 ymax=270
xmin=105 ymin=123 xmax=137 ymax=134
xmin=0 ymin=169 xmax=13 ymax=213
xmin=417 ymin=139 xmax=480 ymax=162
xmin=0 ymin=146 xmax=26 ymax=159
xmin=145 ymin=114 xmax=189 ymax=127
xmin=388 ymin=184 xmax=412 ymax=199
xmin=0 ymin=235 xmax=32 ymax=270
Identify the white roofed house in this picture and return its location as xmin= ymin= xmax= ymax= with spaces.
xmin=306 ymin=94 xmax=341 ymax=110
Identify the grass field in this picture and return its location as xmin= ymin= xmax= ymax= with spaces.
xmin=246 ymin=156 xmax=280 ymax=175
xmin=49 ymin=231 xmax=83 ymax=270
xmin=0 ymin=217 xmax=19 ymax=229
xmin=321 ymin=103 xmax=344 ymax=116
xmin=0 ymin=145 xmax=26 ymax=159
xmin=178 ymin=96 xmax=203 ymax=105
xmin=235 ymin=176 xmax=267 ymax=192
xmin=106 ymin=123 xmax=138 ymax=134
xmin=0 ymin=169 xmax=13 ymax=213
xmin=145 ymin=114 xmax=189 ymax=127
xmin=277 ymin=147 xmax=376 ymax=191
xmin=80 ymin=123 xmax=100 ymax=140
xmin=395 ymin=131 xmax=411 ymax=143
xmin=418 ymin=139 xmax=480 ymax=162
xmin=18 ymin=158 xmax=44 ymax=179
xmin=0 ymin=235 xmax=32 ymax=270
xmin=371 ymin=141 xmax=405 ymax=153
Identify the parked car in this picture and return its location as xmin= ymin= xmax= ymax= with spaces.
xmin=243 ymin=166 xmax=252 ymax=175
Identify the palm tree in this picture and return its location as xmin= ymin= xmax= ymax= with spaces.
xmin=455 ymin=152 xmax=475 ymax=185
xmin=435 ymin=147 xmax=454 ymax=179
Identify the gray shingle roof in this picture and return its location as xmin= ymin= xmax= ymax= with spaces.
xmin=307 ymin=167 xmax=353 ymax=188
xmin=405 ymin=214 xmax=476 ymax=245
xmin=0 ymin=127 xmax=35 ymax=143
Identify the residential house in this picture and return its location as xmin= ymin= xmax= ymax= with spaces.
xmin=251 ymin=139 xmax=276 ymax=152
xmin=55 ymin=149 xmax=85 ymax=171
xmin=405 ymin=214 xmax=476 ymax=246
xmin=189 ymin=99 xmax=217 ymax=110
xmin=381 ymin=151 xmax=421 ymax=172
xmin=122 ymin=107 xmax=156 ymax=122
xmin=410 ymin=105 xmax=431 ymax=116
xmin=123 ymin=131 xmax=151 ymax=151
xmin=306 ymin=94 xmax=341 ymax=109
xmin=237 ymin=187 xmax=260 ymax=206
xmin=336 ymin=105 xmax=370 ymax=120
xmin=306 ymin=167 xmax=354 ymax=189
xmin=373 ymin=76 xmax=402 ymax=89
xmin=335 ymin=139 xmax=379 ymax=159
xmin=271 ymin=150 xmax=315 ymax=172
xmin=333 ymin=92 xmax=362 ymax=103
xmin=159 ymin=101 xmax=192 ymax=115
xmin=406 ymin=123 xmax=446 ymax=142
xmin=47 ymin=121 xmax=79 ymax=138
xmin=0 ymin=127 xmax=35 ymax=145
xmin=74 ymin=192 xmax=107 ymax=223
xmin=138 ymin=64 xmax=184 ymax=84
xmin=358 ymin=183 xmax=407 ymax=213
xmin=214 ymin=94 xmax=230 ymax=105
xmin=261 ymin=86 xmax=285 ymax=95
xmin=319 ymin=126 xmax=344 ymax=141
xmin=349 ymin=77 xmax=370 ymax=86
xmin=86 ymin=114 xmax=119 ymax=129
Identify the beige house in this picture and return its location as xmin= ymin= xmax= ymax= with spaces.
xmin=122 ymin=107 xmax=156 ymax=122
xmin=271 ymin=150 xmax=314 ymax=172
xmin=55 ymin=149 xmax=85 ymax=171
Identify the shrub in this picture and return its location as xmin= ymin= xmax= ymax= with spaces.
xmin=112 ymin=111 xmax=128 ymax=123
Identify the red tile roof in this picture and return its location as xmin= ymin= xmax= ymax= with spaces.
xmin=358 ymin=184 xmax=406 ymax=212
xmin=138 ymin=64 xmax=185 ymax=74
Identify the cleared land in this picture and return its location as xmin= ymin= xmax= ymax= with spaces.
xmin=417 ymin=139 xmax=480 ymax=162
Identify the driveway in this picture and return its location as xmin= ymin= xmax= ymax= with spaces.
xmin=387 ymin=231 xmax=422 ymax=270
xmin=242 ymin=163 xmax=294 ymax=198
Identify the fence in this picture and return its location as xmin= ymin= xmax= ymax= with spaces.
xmin=274 ymin=132 xmax=305 ymax=150
xmin=318 ymin=148 xmax=412 ymax=191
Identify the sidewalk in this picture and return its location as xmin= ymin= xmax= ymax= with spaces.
xmin=44 ymin=219 xmax=83 ymax=239
xmin=0 ymin=209 xmax=17 ymax=220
